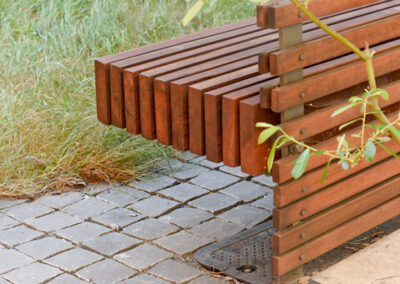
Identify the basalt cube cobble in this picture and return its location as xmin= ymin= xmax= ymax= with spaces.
xmin=0 ymin=225 xmax=43 ymax=247
xmin=47 ymin=273 xmax=87 ymax=284
xmin=0 ymin=213 xmax=19 ymax=230
xmin=64 ymin=197 xmax=115 ymax=219
xmin=149 ymin=259 xmax=202 ymax=283
xmin=251 ymin=194 xmax=274 ymax=211
xmin=154 ymin=231 xmax=212 ymax=256
xmin=38 ymin=192 xmax=84 ymax=209
xmin=2 ymin=262 xmax=62 ymax=284
xmin=252 ymin=174 xmax=276 ymax=188
xmin=82 ymin=232 xmax=141 ymax=256
xmin=97 ymin=188 xmax=146 ymax=207
xmin=167 ymin=164 xmax=210 ymax=181
xmin=129 ymin=175 xmax=177 ymax=193
xmin=221 ymin=181 xmax=271 ymax=202
xmin=129 ymin=196 xmax=179 ymax=217
xmin=190 ymin=171 xmax=240 ymax=191
xmin=191 ymin=157 xmax=224 ymax=170
xmin=188 ymin=218 xmax=243 ymax=241
xmin=188 ymin=193 xmax=240 ymax=214
xmin=189 ymin=275 xmax=229 ymax=284
xmin=0 ymin=199 xmax=26 ymax=210
xmin=55 ymin=222 xmax=111 ymax=244
xmin=25 ymin=211 xmax=82 ymax=232
xmin=3 ymin=202 xmax=53 ymax=221
xmin=44 ymin=247 xmax=103 ymax=272
xmin=219 ymin=166 xmax=250 ymax=179
xmin=114 ymin=243 xmax=172 ymax=271
xmin=159 ymin=207 xmax=213 ymax=229
xmin=158 ymin=183 xmax=208 ymax=203
xmin=123 ymin=218 xmax=178 ymax=240
xmin=119 ymin=274 xmax=170 ymax=284
xmin=0 ymin=248 xmax=34 ymax=273
xmin=15 ymin=236 xmax=73 ymax=260
xmin=90 ymin=208 xmax=145 ymax=230
xmin=219 ymin=205 xmax=272 ymax=229
xmin=76 ymin=259 xmax=134 ymax=284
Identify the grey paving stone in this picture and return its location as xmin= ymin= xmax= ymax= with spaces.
xmin=63 ymin=196 xmax=115 ymax=219
xmin=188 ymin=218 xmax=243 ymax=241
xmin=55 ymin=222 xmax=111 ymax=243
xmin=47 ymin=273 xmax=87 ymax=284
xmin=219 ymin=166 xmax=251 ymax=179
xmin=24 ymin=211 xmax=82 ymax=232
xmin=0 ymin=248 xmax=34 ymax=273
xmin=97 ymin=188 xmax=146 ymax=207
xmin=154 ymin=231 xmax=212 ymax=256
xmin=2 ymin=262 xmax=62 ymax=284
xmin=251 ymin=194 xmax=275 ymax=211
xmin=114 ymin=243 xmax=172 ymax=271
xmin=15 ymin=236 xmax=73 ymax=260
xmin=3 ymin=202 xmax=53 ymax=221
xmin=0 ymin=225 xmax=43 ymax=247
xmin=156 ymin=158 xmax=186 ymax=172
xmin=86 ymin=183 xmax=114 ymax=196
xmin=149 ymin=259 xmax=202 ymax=283
xmin=0 ymin=199 xmax=26 ymax=210
xmin=178 ymin=151 xmax=198 ymax=162
xmin=158 ymin=183 xmax=208 ymax=203
xmin=252 ymin=174 xmax=276 ymax=188
xmin=220 ymin=181 xmax=271 ymax=202
xmin=114 ymin=185 xmax=150 ymax=200
xmin=0 ymin=213 xmax=19 ymax=230
xmin=123 ymin=218 xmax=178 ymax=240
xmin=189 ymin=275 xmax=229 ymax=284
xmin=82 ymin=232 xmax=141 ymax=256
xmin=167 ymin=164 xmax=211 ymax=181
xmin=191 ymin=156 xmax=224 ymax=169
xmin=38 ymin=191 xmax=84 ymax=209
xmin=44 ymin=247 xmax=103 ymax=272
xmin=129 ymin=196 xmax=179 ymax=217
xmin=188 ymin=193 xmax=240 ymax=214
xmin=118 ymin=274 xmax=170 ymax=284
xmin=219 ymin=205 xmax=272 ymax=229
xmin=190 ymin=171 xmax=240 ymax=191
xmin=0 ymin=277 xmax=10 ymax=284
xmin=129 ymin=175 xmax=177 ymax=193
xmin=159 ymin=207 xmax=213 ymax=229
xmin=91 ymin=207 xmax=145 ymax=230
xmin=76 ymin=259 xmax=134 ymax=284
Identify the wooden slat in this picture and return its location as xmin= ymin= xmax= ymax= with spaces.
xmin=152 ymin=44 xmax=271 ymax=145
xmin=204 ymin=75 xmax=271 ymax=162
xmin=273 ymin=174 xmax=400 ymax=255
xmin=95 ymin=17 xmax=255 ymax=125
xmin=239 ymin=96 xmax=280 ymax=175
xmin=272 ymin=193 xmax=400 ymax=276
xmin=274 ymin=154 xmax=400 ymax=229
xmin=188 ymin=66 xmax=260 ymax=156
xmin=266 ymin=0 xmax=383 ymax=29
xmin=272 ymin=79 xmax=400 ymax=184
xmin=223 ymin=81 xmax=278 ymax=168
xmin=258 ymin=0 xmax=399 ymax=74
xmin=109 ymin=24 xmax=264 ymax=128
xmin=271 ymin=44 xmax=400 ymax=112
xmin=257 ymin=0 xmax=280 ymax=27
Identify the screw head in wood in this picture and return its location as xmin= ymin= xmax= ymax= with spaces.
xmin=300 ymin=232 xmax=306 ymax=239
xmin=298 ymin=11 xmax=304 ymax=18
xmin=301 ymin=209 xmax=307 ymax=216
xmin=300 ymin=128 xmax=306 ymax=135
xmin=299 ymin=254 xmax=305 ymax=260
xmin=295 ymin=144 xmax=304 ymax=153
xmin=299 ymin=54 xmax=304 ymax=61
xmin=299 ymin=91 xmax=305 ymax=98
xmin=302 ymin=186 xmax=307 ymax=193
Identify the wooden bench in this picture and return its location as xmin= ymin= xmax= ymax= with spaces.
xmin=95 ymin=0 xmax=400 ymax=281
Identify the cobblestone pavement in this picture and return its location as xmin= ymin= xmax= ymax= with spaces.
xmin=0 ymin=153 xmax=275 ymax=284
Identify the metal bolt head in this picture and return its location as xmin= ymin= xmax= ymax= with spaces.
xmin=296 ymin=144 xmax=304 ymax=153
xmin=301 ymin=209 xmax=307 ymax=216
xmin=302 ymin=186 xmax=307 ymax=193
xmin=300 ymin=128 xmax=306 ymax=135
xmin=299 ymin=54 xmax=304 ymax=61
xmin=299 ymin=91 xmax=305 ymax=98
xmin=299 ymin=254 xmax=305 ymax=260
xmin=298 ymin=11 xmax=304 ymax=18
xmin=300 ymin=232 xmax=306 ymax=239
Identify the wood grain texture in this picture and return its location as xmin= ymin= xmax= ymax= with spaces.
xmin=272 ymin=193 xmax=400 ymax=276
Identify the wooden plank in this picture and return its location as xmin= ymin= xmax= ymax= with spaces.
xmin=111 ymin=27 xmax=272 ymax=129
xmin=274 ymin=154 xmax=400 ymax=229
xmin=95 ymin=17 xmax=256 ymax=125
xmin=257 ymin=0 xmax=280 ymax=27
xmin=273 ymin=174 xmax=400 ymax=255
xmin=269 ymin=13 xmax=400 ymax=75
xmin=204 ymin=75 xmax=271 ymax=162
xmin=152 ymin=44 xmax=271 ymax=145
xmin=166 ymin=59 xmax=258 ymax=150
xmin=222 ymin=81 xmax=278 ymax=167
xmin=258 ymin=0 xmax=399 ymax=73
xmin=188 ymin=66 xmax=261 ymax=156
xmin=267 ymin=0 xmax=384 ymax=29
xmin=239 ymin=96 xmax=280 ymax=175
xmin=271 ymin=44 xmax=400 ymax=112
xmin=124 ymin=33 xmax=276 ymax=138
xmin=272 ymin=194 xmax=400 ymax=276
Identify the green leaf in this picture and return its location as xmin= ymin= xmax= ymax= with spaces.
xmin=364 ymin=141 xmax=376 ymax=162
xmin=267 ymin=136 xmax=283 ymax=174
xmin=378 ymin=143 xmax=398 ymax=158
xmin=277 ymin=137 xmax=292 ymax=148
xmin=320 ymin=160 xmax=331 ymax=184
xmin=331 ymin=104 xmax=356 ymax=118
xmin=314 ymin=150 xmax=326 ymax=155
xmin=341 ymin=161 xmax=349 ymax=170
xmin=390 ymin=127 xmax=400 ymax=141
xmin=257 ymin=127 xmax=279 ymax=145
xmin=338 ymin=118 xmax=362 ymax=131
xmin=291 ymin=149 xmax=310 ymax=180
xmin=366 ymin=124 xmax=387 ymax=131
xmin=255 ymin=122 xmax=275 ymax=128
xmin=348 ymin=96 xmax=363 ymax=104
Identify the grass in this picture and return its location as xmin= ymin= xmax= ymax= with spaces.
xmin=0 ymin=0 xmax=256 ymax=198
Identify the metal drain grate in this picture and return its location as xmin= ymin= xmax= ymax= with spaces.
xmin=195 ymin=220 xmax=274 ymax=284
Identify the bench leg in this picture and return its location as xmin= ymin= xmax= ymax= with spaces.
xmin=277 ymin=265 xmax=304 ymax=284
